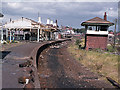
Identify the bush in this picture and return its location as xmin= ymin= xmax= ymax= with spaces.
xmin=107 ymin=45 xmax=115 ymax=52
xmin=75 ymin=39 xmax=81 ymax=46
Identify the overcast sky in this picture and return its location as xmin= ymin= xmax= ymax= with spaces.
xmin=1 ymin=1 xmax=119 ymax=31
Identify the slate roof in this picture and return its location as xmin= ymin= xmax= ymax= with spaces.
xmin=81 ymin=17 xmax=114 ymax=26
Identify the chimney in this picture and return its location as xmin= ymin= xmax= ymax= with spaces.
xmin=104 ymin=12 xmax=107 ymax=21
xmin=38 ymin=17 xmax=42 ymax=23
xmin=50 ymin=20 xmax=53 ymax=25
xmin=55 ymin=20 xmax=57 ymax=26
xmin=47 ymin=18 xmax=50 ymax=24
xmin=10 ymin=18 xmax=12 ymax=22
xmin=22 ymin=17 xmax=23 ymax=21
xmin=53 ymin=23 xmax=56 ymax=26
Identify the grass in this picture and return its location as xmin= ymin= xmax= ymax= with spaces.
xmin=68 ymin=38 xmax=120 ymax=82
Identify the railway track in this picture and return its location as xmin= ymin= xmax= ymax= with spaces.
xmin=37 ymin=41 xmax=115 ymax=88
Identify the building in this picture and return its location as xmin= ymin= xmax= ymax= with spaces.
xmin=4 ymin=17 xmax=40 ymax=42
xmin=60 ymin=26 xmax=74 ymax=38
xmin=81 ymin=12 xmax=114 ymax=50
xmin=117 ymin=33 xmax=120 ymax=44
xmin=108 ymin=31 xmax=114 ymax=44
xmin=4 ymin=17 xmax=58 ymax=42
xmin=44 ymin=18 xmax=58 ymax=40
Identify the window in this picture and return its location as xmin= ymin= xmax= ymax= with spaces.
xmin=89 ymin=27 xmax=92 ymax=30
xmin=100 ymin=26 xmax=108 ymax=31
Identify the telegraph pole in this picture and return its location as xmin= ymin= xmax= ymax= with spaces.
xmin=113 ymin=18 xmax=117 ymax=49
xmin=37 ymin=12 xmax=40 ymax=42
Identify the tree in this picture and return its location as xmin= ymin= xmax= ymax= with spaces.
xmin=72 ymin=28 xmax=85 ymax=33
xmin=79 ymin=28 xmax=85 ymax=34
xmin=108 ymin=30 xmax=113 ymax=32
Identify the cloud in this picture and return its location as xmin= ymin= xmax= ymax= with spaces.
xmin=7 ymin=2 xmax=21 ymax=8
xmin=2 ymin=0 xmax=120 ymax=2
xmin=2 ymin=2 xmax=118 ymax=30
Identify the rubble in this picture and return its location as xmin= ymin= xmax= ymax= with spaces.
xmin=19 ymin=60 xmax=33 ymax=67
xmin=40 ymin=55 xmax=44 ymax=59
xmin=24 ymin=82 xmax=35 ymax=89
xmin=18 ymin=76 xmax=34 ymax=84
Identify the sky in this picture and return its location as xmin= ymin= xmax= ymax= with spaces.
xmin=1 ymin=0 xmax=119 ymax=31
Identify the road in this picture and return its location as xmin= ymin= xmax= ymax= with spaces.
xmin=37 ymin=41 xmax=114 ymax=88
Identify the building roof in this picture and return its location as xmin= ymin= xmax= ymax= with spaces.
xmin=25 ymin=17 xmax=38 ymax=24
xmin=109 ymin=32 xmax=114 ymax=34
xmin=4 ymin=17 xmax=46 ymax=29
xmin=81 ymin=17 xmax=114 ymax=26
xmin=0 ymin=13 xmax=4 ymax=17
xmin=117 ymin=33 xmax=120 ymax=36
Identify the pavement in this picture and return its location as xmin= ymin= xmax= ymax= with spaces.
xmin=2 ymin=41 xmax=44 ymax=88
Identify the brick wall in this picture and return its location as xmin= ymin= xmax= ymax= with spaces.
xmin=86 ymin=35 xmax=108 ymax=50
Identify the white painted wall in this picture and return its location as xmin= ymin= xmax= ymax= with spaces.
xmin=54 ymin=32 xmax=59 ymax=40
xmin=71 ymin=30 xmax=75 ymax=34
xmin=87 ymin=30 xmax=108 ymax=35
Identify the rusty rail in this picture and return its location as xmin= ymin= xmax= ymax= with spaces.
xmin=106 ymin=77 xmax=120 ymax=89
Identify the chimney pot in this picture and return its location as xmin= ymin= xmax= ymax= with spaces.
xmin=10 ymin=18 xmax=12 ymax=22
xmin=104 ymin=12 xmax=107 ymax=21
xmin=50 ymin=20 xmax=53 ymax=25
xmin=55 ymin=20 xmax=57 ymax=23
xmin=38 ymin=17 xmax=42 ymax=24
xmin=47 ymin=18 xmax=50 ymax=24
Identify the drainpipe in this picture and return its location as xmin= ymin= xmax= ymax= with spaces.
xmin=50 ymin=32 xmax=52 ymax=40
xmin=6 ymin=28 xmax=8 ymax=40
xmin=40 ymin=28 xmax=42 ymax=41
xmin=1 ymin=25 xmax=3 ymax=43
xmin=37 ymin=26 xmax=40 ymax=42
xmin=23 ymin=32 xmax=25 ymax=40
xmin=13 ymin=30 xmax=14 ymax=41
xmin=30 ymin=28 xmax=31 ymax=41
xmin=10 ymin=30 xmax=11 ymax=43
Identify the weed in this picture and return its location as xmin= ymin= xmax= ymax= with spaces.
xmin=68 ymin=41 xmax=119 ymax=82
xmin=75 ymin=39 xmax=81 ymax=45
